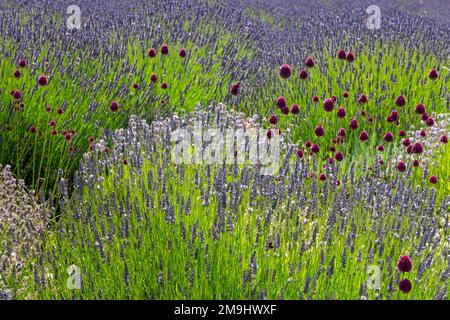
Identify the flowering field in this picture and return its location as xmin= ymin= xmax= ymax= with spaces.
xmin=0 ymin=0 xmax=449 ymax=301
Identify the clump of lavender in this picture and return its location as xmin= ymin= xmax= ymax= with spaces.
xmin=0 ymin=165 xmax=46 ymax=297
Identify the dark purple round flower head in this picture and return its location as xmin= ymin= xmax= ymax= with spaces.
xmin=384 ymin=132 xmax=394 ymax=143
xmin=395 ymin=95 xmax=406 ymax=107
xmin=337 ymin=49 xmax=346 ymax=60
xmin=305 ymin=140 xmax=312 ymax=148
xmin=312 ymin=95 xmax=319 ymax=103
xmin=330 ymin=146 xmax=336 ymax=152
xmin=277 ymin=96 xmax=286 ymax=109
xmin=397 ymin=255 xmax=413 ymax=272
xmin=398 ymin=130 xmax=405 ymax=137
xmin=314 ymin=125 xmax=325 ymax=137
xmin=230 ymin=82 xmax=240 ymax=95
xmin=425 ymin=117 xmax=434 ymax=127
xmin=279 ymin=64 xmax=292 ymax=79
xmin=412 ymin=142 xmax=423 ymax=154
xmin=349 ymin=119 xmax=358 ymax=130
xmin=281 ymin=105 xmax=290 ymax=115
xmin=319 ymin=173 xmax=327 ymax=181
xmin=38 ymin=75 xmax=48 ymax=86
xmin=429 ymin=175 xmax=437 ymax=184
xmin=13 ymin=69 xmax=21 ymax=78
xmin=335 ymin=151 xmax=344 ymax=162
xmin=337 ymin=128 xmax=346 ymax=137
xmin=359 ymin=131 xmax=369 ymax=141
xmin=267 ymin=129 xmax=272 ymax=139
xmin=413 ymin=159 xmax=420 ymax=167
xmin=440 ymin=135 xmax=448 ymax=144
xmin=420 ymin=130 xmax=427 ymax=137
xmin=161 ymin=44 xmax=169 ymax=55
xmin=18 ymin=59 xmax=27 ymax=68
xmin=29 ymin=126 xmax=37 ymax=134
xmin=358 ymin=94 xmax=368 ymax=104
xmin=421 ymin=113 xmax=429 ymax=121
xmin=296 ymin=149 xmax=304 ymax=158
xmin=151 ymin=73 xmax=158 ymax=83
xmin=299 ymin=69 xmax=308 ymax=80
xmin=346 ymin=52 xmax=355 ymax=62
xmin=305 ymin=56 xmax=315 ymax=68
xmin=428 ymin=68 xmax=439 ymax=80
xmin=160 ymin=82 xmax=168 ymax=89
xmin=269 ymin=114 xmax=278 ymax=125
xmin=179 ymin=48 xmax=186 ymax=58
xmin=148 ymin=48 xmax=157 ymax=57
xmin=398 ymin=279 xmax=412 ymax=293
xmin=377 ymin=145 xmax=384 ymax=152
xmin=337 ymin=107 xmax=346 ymax=118
xmin=311 ymin=144 xmax=320 ymax=153
xmin=415 ymin=103 xmax=425 ymax=115
xmin=402 ymin=139 xmax=411 ymax=147
xmin=343 ymin=91 xmax=349 ymax=98
xmin=133 ymin=83 xmax=139 ymax=89
xmin=110 ymin=101 xmax=119 ymax=112
xmin=323 ymin=98 xmax=334 ymax=112
xmin=386 ymin=115 xmax=393 ymax=123
xmin=390 ymin=110 xmax=399 ymax=121
xmin=291 ymin=104 xmax=300 ymax=114
xmin=406 ymin=144 xmax=413 ymax=154
xmin=12 ymin=90 xmax=22 ymax=100
xmin=397 ymin=161 xmax=406 ymax=172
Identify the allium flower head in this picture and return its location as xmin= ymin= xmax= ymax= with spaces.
xmin=383 ymin=132 xmax=394 ymax=143
xmin=399 ymin=279 xmax=412 ymax=293
xmin=311 ymin=144 xmax=320 ymax=153
xmin=343 ymin=91 xmax=349 ymax=98
xmin=179 ymin=48 xmax=186 ymax=58
xmin=337 ymin=107 xmax=346 ymax=118
xmin=314 ymin=125 xmax=324 ymax=137
xmin=335 ymin=152 xmax=344 ymax=162
xmin=429 ymin=176 xmax=437 ymax=184
xmin=359 ymin=130 xmax=368 ymax=141
xmin=428 ymin=68 xmax=439 ymax=80
xmin=398 ymin=130 xmax=405 ymax=137
xmin=357 ymin=94 xmax=368 ymax=104
xmin=230 ymin=82 xmax=240 ymax=95
xmin=281 ymin=105 xmax=290 ymax=115
xmin=291 ymin=104 xmax=300 ymax=114
xmin=312 ymin=95 xmax=319 ymax=103
xmin=161 ymin=44 xmax=169 ymax=55
xmin=425 ymin=117 xmax=434 ymax=127
xmin=299 ymin=69 xmax=308 ymax=80
xmin=296 ymin=149 xmax=304 ymax=158
xmin=346 ymin=52 xmax=355 ymax=62
xmin=305 ymin=56 xmax=315 ymax=68
xmin=18 ymin=59 xmax=27 ymax=68
xmin=160 ymin=82 xmax=168 ymax=89
xmin=377 ymin=145 xmax=384 ymax=151
xmin=397 ymin=256 xmax=412 ymax=272
xmin=279 ymin=64 xmax=292 ymax=79
xmin=319 ymin=173 xmax=327 ymax=181
xmin=349 ymin=119 xmax=358 ymax=130
xmin=148 ymin=48 xmax=157 ymax=57
xmin=440 ymin=135 xmax=448 ymax=144
xmin=395 ymin=95 xmax=406 ymax=107
xmin=267 ymin=129 xmax=272 ymax=139
xmin=269 ymin=114 xmax=278 ymax=125
xmin=414 ymin=103 xmax=426 ymax=114
xmin=337 ymin=128 xmax=346 ymax=137
xmin=13 ymin=69 xmax=22 ymax=78
xmin=397 ymin=161 xmax=406 ymax=172
xmin=110 ymin=101 xmax=119 ymax=112
xmin=277 ymin=96 xmax=286 ymax=108
xmin=337 ymin=49 xmax=347 ymax=59
xmin=323 ymin=98 xmax=334 ymax=112
xmin=37 ymin=75 xmax=48 ymax=86
xmin=412 ymin=142 xmax=423 ymax=154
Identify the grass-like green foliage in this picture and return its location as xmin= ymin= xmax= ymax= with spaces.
xmin=15 ymin=115 xmax=447 ymax=300
xmin=0 ymin=34 xmax=252 ymax=199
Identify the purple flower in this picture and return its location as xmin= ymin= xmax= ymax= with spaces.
xmin=397 ymin=256 xmax=413 ymax=272
xmin=305 ymin=56 xmax=315 ymax=68
xmin=148 ymin=48 xmax=157 ymax=57
xmin=299 ymin=69 xmax=308 ymax=80
xmin=429 ymin=175 xmax=437 ymax=184
xmin=395 ymin=95 xmax=406 ymax=107
xmin=179 ymin=48 xmax=186 ymax=58
xmin=412 ymin=142 xmax=423 ymax=154
xmin=161 ymin=44 xmax=169 ymax=55
xmin=428 ymin=68 xmax=439 ymax=80
xmin=336 ymin=107 xmax=346 ymax=118
xmin=277 ymin=96 xmax=286 ymax=108
xmin=383 ymin=132 xmax=394 ymax=143
xmin=291 ymin=104 xmax=300 ymax=114
xmin=414 ymin=103 xmax=426 ymax=114
xmin=279 ymin=64 xmax=292 ymax=79
xmin=323 ymin=98 xmax=334 ymax=112
xmin=314 ymin=125 xmax=324 ymax=137
xmin=346 ymin=52 xmax=355 ymax=62
xmin=398 ymin=279 xmax=412 ymax=293
xmin=337 ymin=49 xmax=346 ymax=60
xmin=269 ymin=114 xmax=278 ymax=125
xmin=359 ymin=130 xmax=368 ymax=142
xmin=397 ymin=161 xmax=406 ymax=172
